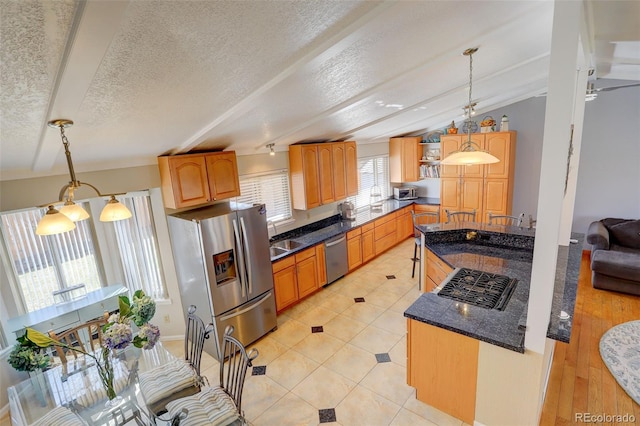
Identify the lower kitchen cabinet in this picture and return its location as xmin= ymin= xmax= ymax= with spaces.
xmin=374 ymin=213 xmax=397 ymax=255
xmin=272 ymin=246 xmax=322 ymax=312
xmin=408 ymin=319 xmax=478 ymax=425
xmin=361 ymin=224 xmax=375 ymax=263
xmin=347 ymin=228 xmax=363 ymax=271
xmin=272 ymin=256 xmax=298 ymax=311
xmin=316 ymin=244 xmax=327 ymax=286
xmin=424 ymin=247 xmax=453 ymax=292
xmin=395 ymin=206 xmax=414 ymax=242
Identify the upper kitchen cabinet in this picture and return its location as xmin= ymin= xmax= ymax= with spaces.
xmin=483 ymin=132 xmax=516 ymax=179
xmin=289 ymin=141 xmax=358 ymax=210
xmin=158 ymin=151 xmax=240 ymax=209
xmin=440 ymin=134 xmax=484 ymax=178
xmin=389 ymin=136 xmax=421 ymax=183
xmin=345 ymin=141 xmax=358 ymax=196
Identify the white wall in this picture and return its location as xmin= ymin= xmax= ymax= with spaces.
xmin=572 ymin=82 xmax=640 ymax=234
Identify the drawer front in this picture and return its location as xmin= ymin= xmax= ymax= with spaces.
xmin=426 ymin=249 xmax=452 ymax=274
xmin=361 ymin=222 xmax=375 ymax=233
xmin=33 ymin=311 xmax=81 ymax=334
xmin=374 ymin=232 xmax=396 ymax=255
xmin=426 ymin=260 xmax=451 ymax=285
xmin=272 ymin=255 xmax=296 ymax=273
xmin=295 ymin=247 xmax=316 ymax=263
xmin=415 ymin=204 xmax=440 ymax=213
xmin=374 ymin=220 xmax=397 ymax=240
xmin=347 ymin=228 xmax=362 ymax=239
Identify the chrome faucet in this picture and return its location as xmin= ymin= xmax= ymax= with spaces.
xmin=267 ymin=220 xmax=277 ymax=237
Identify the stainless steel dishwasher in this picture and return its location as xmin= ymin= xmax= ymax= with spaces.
xmin=324 ymin=233 xmax=348 ymax=285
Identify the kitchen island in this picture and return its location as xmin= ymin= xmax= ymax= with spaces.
xmin=404 ymin=222 xmax=583 ymax=424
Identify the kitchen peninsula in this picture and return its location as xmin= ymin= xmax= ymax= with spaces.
xmin=404 ymin=222 xmax=583 ymax=425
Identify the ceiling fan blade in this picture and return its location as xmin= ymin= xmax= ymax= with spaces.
xmin=596 ymin=82 xmax=640 ymax=92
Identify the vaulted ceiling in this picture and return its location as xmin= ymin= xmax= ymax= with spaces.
xmin=1 ymin=0 xmax=638 ymax=181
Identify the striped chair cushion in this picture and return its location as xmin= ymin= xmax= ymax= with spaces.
xmin=165 ymin=386 xmax=239 ymax=426
xmin=31 ymin=406 xmax=86 ymax=426
xmin=138 ymin=359 xmax=198 ymax=405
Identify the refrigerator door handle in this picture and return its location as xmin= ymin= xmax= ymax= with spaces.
xmin=232 ymin=219 xmax=246 ymax=298
xmin=239 ymin=217 xmax=253 ymax=295
xmin=219 ymin=291 xmax=272 ymax=322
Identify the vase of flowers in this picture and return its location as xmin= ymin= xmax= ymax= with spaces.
xmin=14 ymin=289 xmax=160 ymax=406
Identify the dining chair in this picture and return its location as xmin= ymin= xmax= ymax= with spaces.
xmin=31 ymin=406 xmax=88 ymax=426
xmin=410 ymin=210 xmax=440 ymax=278
xmin=165 ymin=325 xmax=259 ymax=425
xmin=445 ymin=209 xmax=477 ymax=223
xmin=49 ymin=312 xmax=110 ymax=363
xmin=139 ymin=305 xmax=213 ymax=419
xmin=487 ymin=212 xmax=524 ymax=226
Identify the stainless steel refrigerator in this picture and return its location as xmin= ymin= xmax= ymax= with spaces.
xmin=167 ymin=202 xmax=277 ymax=360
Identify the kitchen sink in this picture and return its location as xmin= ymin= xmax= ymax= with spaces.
xmin=271 ymin=239 xmax=302 ymax=250
xmin=269 ymin=246 xmax=289 ymax=257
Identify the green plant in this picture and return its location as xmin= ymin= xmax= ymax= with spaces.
xmin=7 ymin=339 xmax=51 ymax=372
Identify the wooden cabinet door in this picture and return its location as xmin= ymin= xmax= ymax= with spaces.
xmin=316 ymin=244 xmax=327 ymax=286
xmin=159 ymin=155 xmax=210 ymax=208
xmin=345 ymin=141 xmax=359 ymax=196
xmin=396 ymin=209 xmax=413 ymax=242
xmin=205 ymin=152 xmax=240 ymax=201
xmin=483 ymin=179 xmax=510 ymax=222
xmin=289 ymin=145 xmax=321 ymax=210
xmin=331 ymin=143 xmax=347 ymax=201
xmin=297 ymin=256 xmax=319 ymax=299
xmin=273 ymin=265 xmax=298 ymax=311
xmin=440 ymin=136 xmax=461 ymax=178
xmin=390 ymin=137 xmax=420 ymax=182
xmin=440 ymin=178 xmax=461 ymax=216
xmin=347 ymin=234 xmax=363 ymax=271
xmin=458 ymin=134 xmax=485 ymax=178
xmin=484 ymin=132 xmax=513 ymax=179
xmin=317 ymin=144 xmax=335 ymax=205
xmin=461 ymin=178 xmax=483 ymax=215
xmin=361 ymin=230 xmax=375 ymax=263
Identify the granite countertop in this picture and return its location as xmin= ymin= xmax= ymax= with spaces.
xmin=269 ymin=197 xmax=439 ymax=262
xmin=403 ymin=222 xmax=583 ymax=353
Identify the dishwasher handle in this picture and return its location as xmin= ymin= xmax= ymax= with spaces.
xmin=325 ymin=235 xmax=346 ymax=247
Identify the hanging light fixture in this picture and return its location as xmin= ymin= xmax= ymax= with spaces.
xmin=35 ymin=119 xmax=132 ymax=236
xmin=267 ymin=143 xmax=275 ymax=156
xmin=441 ymin=48 xmax=500 ymax=166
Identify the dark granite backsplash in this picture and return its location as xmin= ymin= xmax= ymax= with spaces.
xmin=269 ymin=214 xmax=343 ymax=244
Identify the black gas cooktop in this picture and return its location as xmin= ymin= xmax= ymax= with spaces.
xmin=437 ymin=268 xmax=517 ymax=310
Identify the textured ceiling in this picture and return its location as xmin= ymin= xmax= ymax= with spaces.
xmin=0 ymin=0 xmax=638 ymax=181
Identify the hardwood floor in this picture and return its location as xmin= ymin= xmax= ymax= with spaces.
xmin=540 ymin=252 xmax=640 ymax=425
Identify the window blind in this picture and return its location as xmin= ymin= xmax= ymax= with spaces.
xmin=0 ymin=204 xmax=102 ymax=313
xmin=236 ymin=170 xmax=292 ymax=223
xmin=113 ymin=194 xmax=167 ymax=300
xmin=348 ymin=155 xmax=390 ymax=209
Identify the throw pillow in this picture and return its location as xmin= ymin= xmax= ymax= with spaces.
xmin=607 ymin=219 xmax=640 ymax=249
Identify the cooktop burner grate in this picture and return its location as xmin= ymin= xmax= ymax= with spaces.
xmin=437 ymin=268 xmax=517 ymax=310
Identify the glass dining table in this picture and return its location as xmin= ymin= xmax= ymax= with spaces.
xmin=8 ymin=342 xmax=178 ymax=426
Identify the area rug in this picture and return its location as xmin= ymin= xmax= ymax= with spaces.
xmin=599 ymin=320 xmax=640 ymax=405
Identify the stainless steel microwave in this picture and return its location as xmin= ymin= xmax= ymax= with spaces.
xmin=394 ymin=186 xmax=417 ymax=200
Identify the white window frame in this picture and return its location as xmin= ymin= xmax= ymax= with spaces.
xmin=235 ymin=169 xmax=293 ymax=226
xmin=347 ymin=154 xmax=391 ymax=210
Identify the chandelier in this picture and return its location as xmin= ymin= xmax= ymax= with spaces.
xmin=441 ymin=48 xmax=500 ymax=166
xmin=36 ymin=119 xmax=132 ymax=235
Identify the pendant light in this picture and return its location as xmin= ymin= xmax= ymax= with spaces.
xmin=35 ymin=119 xmax=132 ymax=236
xmin=441 ymin=48 xmax=500 ymax=166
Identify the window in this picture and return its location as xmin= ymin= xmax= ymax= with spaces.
xmin=235 ymin=170 xmax=292 ymax=223
xmin=348 ymin=155 xmax=391 ymax=209
xmin=1 ymin=192 xmax=169 ymax=313
xmin=0 ymin=204 xmax=103 ymax=313
xmin=113 ymin=193 xmax=167 ymax=300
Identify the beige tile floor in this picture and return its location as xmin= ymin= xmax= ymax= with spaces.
xmin=164 ymin=239 xmax=466 ymax=426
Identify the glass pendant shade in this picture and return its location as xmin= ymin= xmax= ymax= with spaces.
xmin=100 ymin=196 xmax=132 ymax=222
xmin=440 ymin=147 xmax=500 ymax=165
xmin=36 ymin=206 xmax=76 ymax=235
xmin=59 ymin=200 xmax=90 ymax=222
